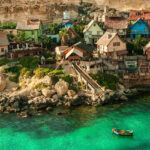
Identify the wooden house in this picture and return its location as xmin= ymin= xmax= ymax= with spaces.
xmin=130 ymin=19 xmax=149 ymax=39
xmin=83 ymin=20 xmax=104 ymax=45
xmin=97 ymin=31 xmax=127 ymax=60
xmin=16 ymin=19 xmax=42 ymax=43
xmin=63 ymin=42 xmax=95 ymax=61
xmin=104 ymin=16 xmax=128 ymax=37
xmin=0 ymin=32 xmax=9 ymax=56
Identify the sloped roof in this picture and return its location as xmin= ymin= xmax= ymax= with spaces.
xmin=105 ymin=16 xmax=128 ymax=29
xmin=97 ymin=31 xmax=117 ymax=46
xmin=16 ymin=20 xmax=41 ymax=30
xmin=74 ymin=42 xmax=95 ymax=53
xmin=143 ymin=42 xmax=150 ymax=52
xmin=0 ymin=32 xmax=9 ymax=46
xmin=83 ymin=20 xmax=95 ymax=33
xmin=131 ymin=18 xmax=148 ymax=28
xmin=63 ymin=42 xmax=95 ymax=55
xmin=129 ymin=10 xmax=150 ymax=21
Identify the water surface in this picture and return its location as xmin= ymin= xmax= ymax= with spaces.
xmin=0 ymin=96 xmax=150 ymax=150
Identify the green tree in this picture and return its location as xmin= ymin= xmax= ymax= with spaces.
xmin=15 ymin=32 xmax=31 ymax=44
xmin=59 ymin=29 xmax=70 ymax=46
xmin=40 ymin=36 xmax=53 ymax=49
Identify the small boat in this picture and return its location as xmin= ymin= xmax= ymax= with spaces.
xmin=112 ymin=128 xmax=133 ymax=136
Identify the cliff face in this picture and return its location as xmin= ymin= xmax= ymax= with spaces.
xmin=0 ymin=0 xmax=150 ymax=23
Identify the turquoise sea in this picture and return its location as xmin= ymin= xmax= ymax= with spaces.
xmin=0 ymin=95 xmax=150 ymax=150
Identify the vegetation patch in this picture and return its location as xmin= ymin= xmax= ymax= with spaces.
xmin=90 ymin=71 xmax=119 ymax=90
xmin=0 ymin=58 xmax=10 ymax=66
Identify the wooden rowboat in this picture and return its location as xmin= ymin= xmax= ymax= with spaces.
xmin=112 ymin=128 xmax=133 ymax=136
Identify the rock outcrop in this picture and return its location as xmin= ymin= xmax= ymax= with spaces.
xmin=55 ymin=79 xmax=69 ymax=96
xmin=0 ymin=74 xmax=6 ymax=92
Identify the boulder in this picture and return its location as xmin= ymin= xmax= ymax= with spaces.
xmin=42 ymin=89 xmax=56 ymax=98
xmin=0 ymin=74 xmax=6 ymax=92
xmin=55 ymin=79 xmax=69 ymax=96
xmin=67 ymin=90 xmax=76 ymax=97
xmin=30 ymin=90 xmax=42 ymax=97
xmin=42 ymin=76 xmax=52 ymax=86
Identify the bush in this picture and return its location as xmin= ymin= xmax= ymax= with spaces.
xmin=0 ymin=22 xmax=17 ymax=29
xmin=61 ymin=74 xmax=73 ymax=84
xmin=9 ymin=74 xmax=19 ymax=83
xmin=4 ymin=66 xmax=21 ymax=74
xmin=90 ymin=71 xmax=119 ymax=90
xmin=34 ymin=68 xmax=51 ymax=78
xmin=19 ymin=57 xmax=40 ymax=69
xmin=20 ymin=67 xmax=33 ymax=78
xmin=0 ymin=58 xmax=10 ymax=66
xmin=49 ymin=70 xmax=63 ymax=76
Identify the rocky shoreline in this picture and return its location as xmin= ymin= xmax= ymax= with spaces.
xmin=0 ymin=87 xmax=140 ymax=118
xmin=0 ymin=74 xmax=149 ymax=118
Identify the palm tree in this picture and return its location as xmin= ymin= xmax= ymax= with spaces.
xmin=59 ymin=29 xmax=70 ymax=46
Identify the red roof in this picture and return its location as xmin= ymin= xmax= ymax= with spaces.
xmin=129 ymin=10 xmax=150 ymax=21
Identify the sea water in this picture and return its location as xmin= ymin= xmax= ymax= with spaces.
xmin=0 ymin=95 xmax=150 ymax=150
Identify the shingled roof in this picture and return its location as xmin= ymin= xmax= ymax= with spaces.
xmin=129 ymin=10 xmax=150 ymax=21
xmin=105 ymin=16 xmax=128 ymax=29
xmin=97 ymin=31 xmax=117 ymax=46
xmin=16 ymin=19 xmax=41 ymax=30
xmin=0 ymin=32 xmax=9 ymax=46
xmin=74 ymin=42 xmax=95 ymax=53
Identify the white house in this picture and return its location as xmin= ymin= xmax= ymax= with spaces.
xmin=83 ymin=20 xmax=104 ymax=45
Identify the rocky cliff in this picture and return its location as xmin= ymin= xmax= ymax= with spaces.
xmin=0 ymin=0 xmax=150 ymax=23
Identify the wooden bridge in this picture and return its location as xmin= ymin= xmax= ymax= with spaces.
xmin=72 ymin=63 xmax=104 ymax=95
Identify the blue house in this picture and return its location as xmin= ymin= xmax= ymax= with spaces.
xmin=130 ymin=19 xmax=149 ymax=39
xmin=61 ymin=20 xmax=76 ymax=29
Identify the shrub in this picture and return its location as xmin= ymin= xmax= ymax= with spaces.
xmin=9 ymin=74 xmax=19 ymax=83
xmin=19 ymin=57 xmax=40 ymax=69
xmin=90 ymin=71 xmax=119 ymax=91
xmin=20 ymin=67 xmax=33 ymax=78
xmin=49 ymin=70 xmax=63 ymax=76
xmin=4 ymin=66 xmax=21 ymax=74
xmin=0 ymin=58 xmax=10 ymax=66
xmin=61 ymin=74 xmax=73 ymax=84
xmin=34 ymin=68 xmax=51 ymax=78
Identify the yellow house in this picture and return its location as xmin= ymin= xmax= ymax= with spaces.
xmin=83 ymin=20 xmax=104 ymax=45
xmin=97 ymin=31 xmax=127 ymax=59
xmin=0 ymin=32 xmax=9 ymax=56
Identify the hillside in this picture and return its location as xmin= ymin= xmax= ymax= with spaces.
xmin=0 ymin=0 xmax=150 ymax=23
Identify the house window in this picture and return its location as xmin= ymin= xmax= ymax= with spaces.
xmin=113 ymin=42 xmax=120 ymax=46
xmin=1 ymin=48 xmax=4 ymax=52
xmin=97 ymin=31 xmax=100 ymax=35
xmin=89 ymin=31 xmax=92 ymax=35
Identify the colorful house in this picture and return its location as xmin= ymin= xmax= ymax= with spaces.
xmin=97 ymin=31 xmax=127 ymax=59
xmin=16 ymin=19 xmax=42 ymax=43
xmin=63 ymin=42 xmax=95 ymax=61
xmin=62 ymin=20 xmax=76 ymax=28
xmin=130 ymin=19 xmax=149 ymax=39
xmin=0 ymin=32 xmax=9 ymax=56
xmin=129 ymin=10 xmax=150 ymax=25
xmin=83 ymin=20 xmax=104 ymax=45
